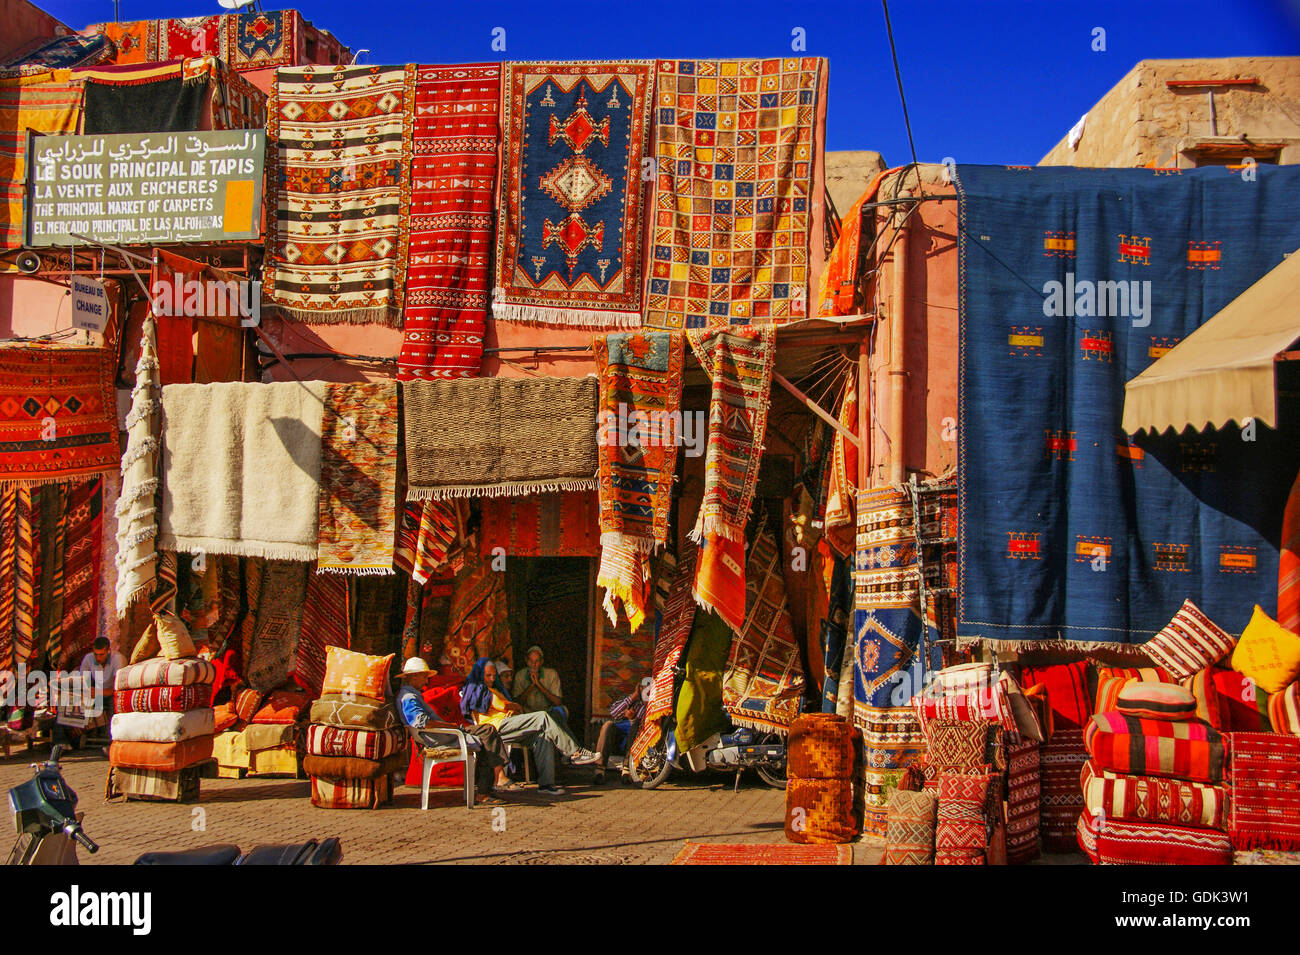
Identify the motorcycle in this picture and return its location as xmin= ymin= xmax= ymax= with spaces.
xmin=627 ymin=722 xmax=789 ymax=791
xmin=6 ymin=746 xmax=343 ymax=865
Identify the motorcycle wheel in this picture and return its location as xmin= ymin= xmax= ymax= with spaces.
xmin=628 ymin=740 xmax=672 ymax=790
xmin=756 ymin=734 xmax=788 ymax=790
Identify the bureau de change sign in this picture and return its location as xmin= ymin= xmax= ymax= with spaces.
xmin=25 ymin=129 xmax=264 ymax=247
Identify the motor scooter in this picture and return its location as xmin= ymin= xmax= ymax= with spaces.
xmin=626 ymin=721 xmax=788 ymax=791
xmin=6 ymin=746 xmax=342 ymax=865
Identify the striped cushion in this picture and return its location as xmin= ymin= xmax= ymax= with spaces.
xmin=1269 ymin=683 xmax=1300 ymax=736
xmin=1142 ymin=599 xmax=1235 ymax=679
xmin=1116 ymin=681 xmax=1197 ymax=721
xmin=1080 ymin=760 xmax=1227 ymax=829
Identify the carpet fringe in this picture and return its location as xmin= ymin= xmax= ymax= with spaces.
xmin=688 ymin=513 xmax=744 ymax=544
xmin=960 ymin=635 xmax=1156 ymax=657
xmin=315 ymin=565 xmax=396 ymax=577
xmin=1229 ymin=830 xmax=1300 ymax=851
xmin=266 ymin=302 xmax=400 ymax=327
xmin=0 ymin=470 xmax=113 ymax=489
xmin=724 ymin=709 xmax=792 ymax=737
xmin=492 ymin=301 xmax=642 ymax=329
xmin=156 ymin=534 xmax=319 ymax=563
xmin=599 ymin=531 xmax=660 ymax=554
xmin=407 ymin=478 xmax=598 ymax=501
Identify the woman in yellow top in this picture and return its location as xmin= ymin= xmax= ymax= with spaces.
xmin=460 ymin=658 xmax=600 ymax=796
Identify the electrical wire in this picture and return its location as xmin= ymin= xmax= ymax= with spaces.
xmin=881 ymin=0 xmax=921 ymax=178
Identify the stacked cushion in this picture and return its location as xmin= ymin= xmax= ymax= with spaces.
xmin=1080 ymin=761 xmax=1227 ymax=829
xmin=1005 ymin=738 xmax=1041 ymax=864
xmin=934 ymin=771 xmax=991 ymax=865
xmin=1077 ymin=809 xmax=1232 ymax=865
xmin=1084 ymin=712 xmax=1224 ymax=784
xmin=110 ymin=638 xmax=215 ymax=795
xmin=785 ymin=713 xmax=858 ymax=845
xmin=1115 ymin=682 xmax=1198 ymax=721
xmin=884 ymin=789 xmax=937 ymax=865
xmin=307 ymin=648 xmax=400 ymax=807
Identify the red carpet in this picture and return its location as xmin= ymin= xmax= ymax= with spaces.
xmin=671 ymin=841 xmax=852 ymax=865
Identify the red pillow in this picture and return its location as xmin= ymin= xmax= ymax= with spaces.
xmin=1018 ymin=661 xmax=1090 ymax=729
xmin=1209 ymin=667 xmax=1272 ymax=732
xmin=252 ymin=688 xmax=311 ymax=724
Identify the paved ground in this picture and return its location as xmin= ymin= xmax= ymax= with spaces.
xmin=0 ymin=746 xmax=886 ymax=864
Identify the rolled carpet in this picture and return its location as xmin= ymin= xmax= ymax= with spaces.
xmin=115 ymin=657 xmax=217 ymax=690
xmin=114 ymin=683 xmax=212 ymax=714
xmin=1077 ymin=809 xmax=1231 ymax=865
xmin=306 ymin=723 xmax=404 ymax=760
xmin=109 ymin=736 xmax=214 ymax=772
xmin=786 ymin=776 xmax=856 ymax=845
xmin=310 ymin=774 xmax=392 ymax=810
xmin=1080 ymin=760 xmax=1227 ymax=830
xmin=302 ymin=752 xmax=407 ymax=781
xmin=1084 ymin=712 xmax=1224 ymax=784
xmin=110 ymin=709 xmax=215 ymax=743
xmin=309 ymin=694 xmax=400 ymax=731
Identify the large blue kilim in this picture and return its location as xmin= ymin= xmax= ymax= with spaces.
xmin=956 ymin=164 xmax=1300 ymax=648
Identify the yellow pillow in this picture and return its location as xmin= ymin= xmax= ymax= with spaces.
xmin=322 ymin=646 xmax=393 ymax=701
xmin=129 ymin=622 xmax=160 ymax=664
xmin=154 ymin=612 xmax=196 ymax=660
xmin=1231 ymin=605 xmax=1300 ymax=695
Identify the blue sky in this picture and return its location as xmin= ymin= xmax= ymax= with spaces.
xmin=44 ymin=0 xmax=1300 ymax=163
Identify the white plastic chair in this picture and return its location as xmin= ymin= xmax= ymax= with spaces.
xmin=416 ymin=725 xmax=479 ymax=810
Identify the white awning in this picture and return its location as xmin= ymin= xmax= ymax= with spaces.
xmin=1122 ymin=251 xmax=1300 ymax=434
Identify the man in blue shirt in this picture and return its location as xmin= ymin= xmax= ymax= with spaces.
xmin=397 ymin=657 xmax=507 ymax=802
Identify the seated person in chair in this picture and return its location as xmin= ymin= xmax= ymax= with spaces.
xmin=397 ymin=657 xmax=506 ymax=804
xmin=462 ymin=658 xmax=600 ymax=796
xmin=592 ymin=677 xmax=651 ymax=784
xmin=512 ymin=645 xmax=572 ymax=729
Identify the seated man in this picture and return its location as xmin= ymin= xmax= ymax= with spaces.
xmin=54 ymin=637 xmax=123 ymax=749
xmin=512 ymin=645 xmax=568 ymax=724
xmin=463 ymin=658 xmax=600 ymax=796
xmin=592 ymin=677 xmax=651 ymax=784
xmin=396 ymin=657 xmax=506 ymax=804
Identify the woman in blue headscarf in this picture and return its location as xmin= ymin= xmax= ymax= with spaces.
xmin=460 ymin=657 xmax=601 ymax=795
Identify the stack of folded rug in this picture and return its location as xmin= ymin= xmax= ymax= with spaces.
xmin=109 ymin=628 xmax=217 ymax=802
xmin=306 ymin=647 xmax=404 ymax=809
xmin=211 ymin=686 xmax=312 ymax=778
xmin=1077 ymin=681 xmax=1231 ymax=865
xmin=785 ymin=713 xmax=859 ymax=844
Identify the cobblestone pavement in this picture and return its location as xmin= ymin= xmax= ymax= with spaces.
xmin=0 ymin=747 xmax=885 ymax=865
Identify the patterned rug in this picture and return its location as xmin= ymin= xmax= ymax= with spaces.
xmin=240 ymin=560 xmax=308 ymax=692
xmin=1 ymin=71 xmax=83 ymax=254
xmin=88 ymin=22 xmax=157 ymax=64
xmin=264 ymin=65 xmax=416 ymax=325
xmin=160 ymin=15 xmax=222 ymax=59
xmin=628 ymin=549 xmax=695 ymax=766
xmin=445 ymin=548 xmax=511 ymax=675
xmin=36 ymin=485 xmax=65 ymax=668
xmin=59 ymin=479 xmax=102 ymax=669
xmin=693 ymin=530 xmax=747 ymax=634
xmin=853 ymin=486 xmax=943 ymax=833
xmin=398 ymin=63 xmax=500 ymax=379
xmin=11 ymin=487 xmax=41 ymax=668
xmin=0 ymin=346 xmax=120 ymax=487
xmin=956 ymin=164 xmax=1300 ymax=649
xmin=0 ymin=35 xmax=115 ymax=74
xmin=412 ymin=500 xmax=462 ymax=585
xmin=687 ymin=327 xmax=775 ymax=541
xmin=226 ymin=10 xmax=297 ymax=71
xmin=594 ymin=331 xmax=685 ymax=548
xmin=480 ymin=492 xmax=599 ymax=557
xmin=645 ymin=58 xmax=826 ymax=328
xmin=722 ymin=523 xmax=805 ymax=734
xmin=402 ymin=376 xmax=599 ymax=500
xmin=295 ymin=572 xmax=350 ymax=696
xmin=591 ymin=597 xmax=656 ymax=722
xmin=672 ymin=842 xmax=851 ymax=865
xmin=317 ymin=382 xmax=399 ymax=575
xmin=115 ymin=316 xmax=160 ymax=618
xmin=494 ymin=62 xmax=653 ymax=328
xmin=1227 ymin=731 xmax=1300 ymax=850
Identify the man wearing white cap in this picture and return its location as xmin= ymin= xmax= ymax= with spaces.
xmin=397 ymin=657 xmax=507 ymax=802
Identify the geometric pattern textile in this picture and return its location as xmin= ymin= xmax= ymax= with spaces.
xmin=645 ymin=58 xmax=826 ymax=328
xmin=934 ymin=771 xmax=990 ymax=865
xmin=884 ymin=789 xmax=937 ymax=865
xmin=264 ymin=65 xmax=416 ymax=325
xmin=0 ymin=72 xmax=84 ymax=254
xmin=495 ymin=62 xmax=653 ymax=328
xmin=1226 ymin=731 xmax=1300 ymax=851
xmin=1081 ymin=810 xmax=1232 ymax=866
xmin=1084 ymin=712 xmax=1225 ymax=784
xmin=1080 ymin=760 xmax=1227 ymax=830
xmin=398 ymin=63 xmax=499 ymax=379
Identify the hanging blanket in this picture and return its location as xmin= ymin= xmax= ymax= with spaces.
xmin=37 ymin=485 xmax=66 ymax=666
xmin=494 ymin=61 xmax=653 ymax=328
xmin=59 ymin=479 xmax=102 ymax=668
xmin=444 ymin=548 xmax=511 ymax=674
xmin=1226 ymin=731 xmax=1300 ymax=850
xmin=693 ymin=531 xmax=746 ymax=633
xmin=10 ymin=487 xmax=42 ymax=668
xmin=239 ymin=559 xmax=308 ymax=692
xmin=675 ymin=609 xmax=733 ymax=752
xmin=158 ymin=16 xmax=222 ymax=59
xmin=295 ymin=571 xmax=350 ymax=696
xmin=628 ymin=549 xmax=696 ymax=767
xmin=316 ymin=382 xmax=398 ymax=574
xmin=264 ymin=64 xmax=416 ymax=325
xmin=0 ymin=71 xmax=83 ymax=253
xmin=78 ymin=60 xmax=210 ymax=134
xmin=398 ymin=63 xmax=500 ymax=379
xmin=853 ymin=486 xmax=943 ymax=829
xmin=412 ymin=500 xmax=461 ymax=585
xmin=645 ymin=57 xmax=827 ymax=328
xmin=402 ymin=377 xmax=598 ymax=499
xmin=0 ymin=34 xmax=114 ymax=74
xmin=1084 ymin=711 xmax=1224 ymax=783
xmin=955 ymin=164 xmax=1300 ymax=650
xmin=0 ymin=345 xmax=120 ymax=487
xmin=597 ymin=540 xmax=650 ymax=632
xmin=87 ymin=21 xmax=157 ymax=64
xmin=1080 ymin=760 xmax=1227 ymax=830
xmin=687 ymin=327 xmax=775 ymax=541
xmin=480 ymin=493 xmax=599 ymax=557
xmin=1280 ymin=468 xmax=1300 ymax=632
xmin=226 ymin=10 xmax=297 ymax=71
xmin=159 ymin=381 xmax=327 ymax=561
xmin=591 ymin=608 xmax=656 ymax=723
xmin=722 ymin=523 xmax=805 ymax=733
xmin=116 ymin=315 xmax=161 ymax=617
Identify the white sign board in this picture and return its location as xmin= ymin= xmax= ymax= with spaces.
xmin=70 ymin=275 xmax=108 ymax=334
